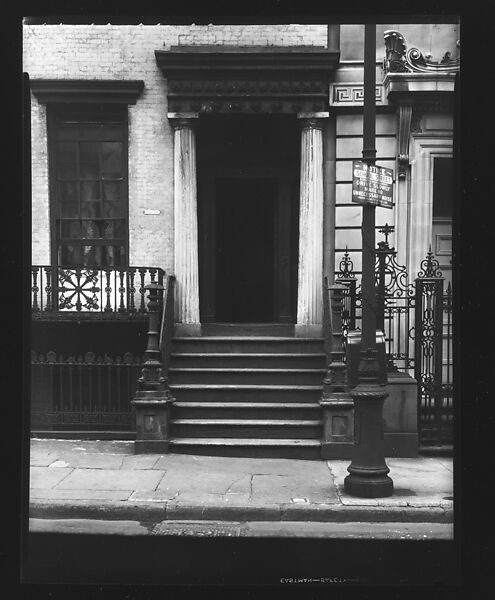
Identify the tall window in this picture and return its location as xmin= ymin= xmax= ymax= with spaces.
xmin=48 ymin=105 xmax=128 ymax=267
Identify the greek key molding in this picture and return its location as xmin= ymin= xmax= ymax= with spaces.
xmin=329 ymin=83 xmax=386 ymax=107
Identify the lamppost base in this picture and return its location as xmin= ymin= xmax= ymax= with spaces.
xmin=344 ymin=473 xmax=393 ymax=498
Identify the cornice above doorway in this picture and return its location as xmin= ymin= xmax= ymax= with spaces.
xmin=155 ymin=46 xmax=340 ymax=114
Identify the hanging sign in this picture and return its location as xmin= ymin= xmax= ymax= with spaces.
xmin=352 ymin=160 xmax=394 ymax=208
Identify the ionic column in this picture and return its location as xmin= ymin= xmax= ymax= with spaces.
xmin=297 ymin=113 xmax=329 ymax=327
xmin=168 ymin=113 xmax=200 ymax=324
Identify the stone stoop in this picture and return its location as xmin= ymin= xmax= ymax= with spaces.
xmin=168 ymin=326 xmax=326 ymax=459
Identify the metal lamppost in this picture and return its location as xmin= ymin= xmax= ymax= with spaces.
xmin=344 ymin=23 xmax=393 ymax=497
xmin=132 ymin=281 xmax=175 ymax=454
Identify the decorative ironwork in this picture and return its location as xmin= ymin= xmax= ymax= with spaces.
xmin=31 ymin=266 xmax=166 ymax=318
xmin=337 ymin=246 xmax=356 ymax=280
xmin=58 ymin=268 xmax=101 ymax=311
xmin=30 ymin=350 xmax=143 ymax=431
xmin=417 ymin=247 xmax=443 ymax=278
xmin=31 ymin=267 xmax=40 ymax=312
xmin=339 ymin=244 xmax=453 ymax=447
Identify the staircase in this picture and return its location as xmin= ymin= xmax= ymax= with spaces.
xmin=168 ymin=325 xmax=326 ymax=459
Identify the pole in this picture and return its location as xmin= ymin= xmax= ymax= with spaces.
xmin=344 ymin=23 xmax=393 ymax=497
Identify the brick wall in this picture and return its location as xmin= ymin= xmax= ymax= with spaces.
xmin=24 ymin=24 xmax=327 ymax=271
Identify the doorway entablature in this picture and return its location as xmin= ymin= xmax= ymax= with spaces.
xmin=155 ymin=46 xmax=339 ymax=114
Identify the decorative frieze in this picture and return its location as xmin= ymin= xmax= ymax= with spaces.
xmin=329 ymin=83 xmax=386 ymax=107
xmin=157 ymin=48 xmax=338 ymax=115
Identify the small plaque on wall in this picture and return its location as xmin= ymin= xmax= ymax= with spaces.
xmin=144 ymin=209 xmax=161 ymax=215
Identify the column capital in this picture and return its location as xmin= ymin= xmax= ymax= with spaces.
xmin=167 ymin=112 xmax=199 ymax=129
xmin=297 ymin=112 xmax=330 ymax=130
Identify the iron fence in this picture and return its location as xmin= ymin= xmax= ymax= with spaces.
xmin=30 ymin=351 xmax=143 ymax=430
xmin=336 ymin=227 xmax=453 ymax=448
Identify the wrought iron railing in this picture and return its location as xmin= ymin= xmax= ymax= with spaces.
xmin=159 ymin=275 xmax=176 ymax=373
xmin=335 ymin=227 xmax=453 ymax=448
xmin=31 ymin=350 xmax=143 ymax=430
xmin=31 ymin=266 xmax=165 ymax=317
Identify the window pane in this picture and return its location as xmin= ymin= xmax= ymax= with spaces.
xmin=78 ymin=126 xmax=107 ymax=140
xmin=57 ymin=142 xmax=77 ymax=161
xmin=57 ymin=181 xmax=79 ymax=202
xmin=60 ymin=245 xmax=82 ymax=265
xmin=79 ymin=142 xmax=100 ymax=162
xmin=103 ymin=181 xmax=121 ymax=202
xmin=103 ymin=202 xmax=122 ymax=218
xmin=81 ymin=181 xmax=101 ymax=201
xmin=56 ymin=127 xmax=80 ymax=141
xmin=82 ymin=245 xmax=103 ymax=266
xmin=60 ymin=202 xmax=79 ymax=218
xmin=101 ymin=142 xmax=123 ymax=178
xmin=81 ymin=220 xmax=102 ymax=239
xmin=80 ymin=163 xmax=99 ymax=179
xmin=60 ymin=220 xmax=81 ymax=238
xmin=80 ymin=200 xmax=101 ymax=218
xmin=101 ymin=125 xmax=124 ymax=140
xmin=101 ymin=219 xmax=125 ymax=239
xmin=103 ymin=245 xmax=125 ymax=267
xmin=57 ymin=163 xmax=78 ymax=179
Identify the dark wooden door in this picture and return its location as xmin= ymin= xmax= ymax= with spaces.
xmin=198 ymin=169 xmax=297 ymax=323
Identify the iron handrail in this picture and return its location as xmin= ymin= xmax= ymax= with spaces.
xmin=159 ymin=274 xmax=176 ymax=373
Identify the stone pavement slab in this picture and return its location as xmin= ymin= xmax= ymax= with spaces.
xmin=48 ymin=453 xmax=125 ymax=469
xmin=56 ymin=468 xmax=164 ymax=491
xmin=30 ymin=467 xmax=73 ymax=489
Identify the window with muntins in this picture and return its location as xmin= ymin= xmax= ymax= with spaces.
xmin=48 ymin=105 xmax=128 ymax=267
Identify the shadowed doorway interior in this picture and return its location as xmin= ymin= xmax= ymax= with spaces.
xmin=197 ymin=115 xmax=299 ymax=324
xmin=216 ymin=178 xmax=276 ymax=322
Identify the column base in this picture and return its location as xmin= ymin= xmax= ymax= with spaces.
xmin=344 ymin=473 xmax=393 ymax=498
xmin=174 ymin=323 xmax=202 ymax=336
xmin=294 ymin=324 xmax=323 ymax=337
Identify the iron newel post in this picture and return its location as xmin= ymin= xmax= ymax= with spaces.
xmin=343 ymin=24 xmax=393 ymax=497
xmin=132 ymin=281 xmax=175 ymax=454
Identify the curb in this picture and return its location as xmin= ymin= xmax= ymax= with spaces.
xmin=29 ymin=500 xmax=453 ymax=524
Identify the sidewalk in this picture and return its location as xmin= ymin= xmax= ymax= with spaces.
xmin=28 ymin=439 xmax=454 ymax=538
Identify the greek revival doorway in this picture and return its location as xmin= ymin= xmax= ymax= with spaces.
xmin=197 ymin=116 xmax=299 ymax=323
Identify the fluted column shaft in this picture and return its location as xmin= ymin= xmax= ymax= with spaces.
xmin=297 ymin=114 xmax=328 ymax=325
xmin=169 ymin=114 xmax=200 ymax=324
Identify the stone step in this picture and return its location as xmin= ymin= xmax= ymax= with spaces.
xmin=170 ymin=352 xmax=327 ymax=369
xmin=169 ymin=437 xmax=322 ymax=459
xmin=168 ymin=367 xmax=326 ymax=386
xmin=196 ymin=323 xmax=298 ymax=336
xmin=169 ymin=383 xmax=323 ymax=403
xmin=172 ymin=401 xmax=321 ymax=420
xmin=171 ymin=419 xmax=322 ymax=439
xmin=172 ymin=336 xmax=325 ymax=354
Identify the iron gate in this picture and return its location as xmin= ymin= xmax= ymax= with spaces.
xmin=337 ymin=226 xmax=453 ymax=449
